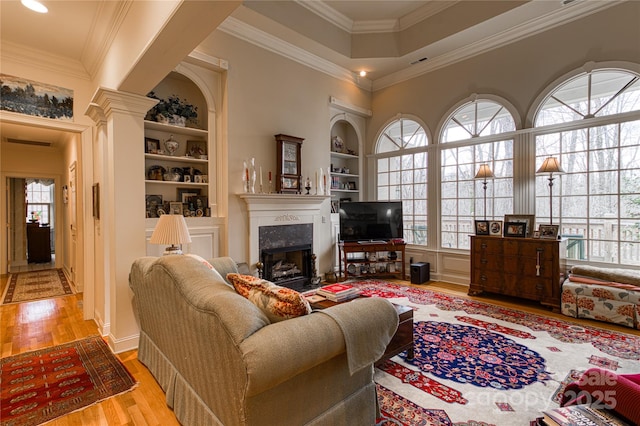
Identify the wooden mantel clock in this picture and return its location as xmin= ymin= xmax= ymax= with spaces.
xmin=275 ymin=134 xmax=304 ymax=194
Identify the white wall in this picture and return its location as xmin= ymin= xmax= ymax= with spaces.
xmin=197 ymin=30 xmax=372 ymax=274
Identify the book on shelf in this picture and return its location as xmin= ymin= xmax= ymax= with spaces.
xmin=542 ymin=404 xmax=632 ymax=426
xmin=316 ymin=283 xmax=360 ymax=302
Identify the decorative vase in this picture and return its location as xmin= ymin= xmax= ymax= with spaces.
xmin=164 ymin=135 xmax=179 ymax=156
xmin=170 ymin=115 xmax=186 ymax=127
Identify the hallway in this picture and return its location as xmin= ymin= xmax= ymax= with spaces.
xmin=8 ymin=254 xmax=56 ymax=274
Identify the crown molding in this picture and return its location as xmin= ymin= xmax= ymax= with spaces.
xmin=399 ymin=0 xmax=459 ymax=31
xmin=218 ymin=17 xmax=372 ymax=91
xmin=81 ymin=0 xmax=132 ymax=80
xmin=373 ymin=0 xmax=623 ymax=91
xmin=295 ymin=0 xmax=353 ymax=32
xmin=1 ymin=41 xmax=90 ymax=81
xmin=352 ymin=20 xmax=398 ymax=34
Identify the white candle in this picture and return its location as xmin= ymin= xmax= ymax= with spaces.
xmin=260 ymin=166 xmax=263 ymax=185
xmin=315 ymin=171 xmax=318 ymax=190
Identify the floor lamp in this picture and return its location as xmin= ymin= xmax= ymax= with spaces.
xmin=474 ymin=164 xmax=494 ymax=220
xmin=536 ymin=156 xmax=565 ymax=225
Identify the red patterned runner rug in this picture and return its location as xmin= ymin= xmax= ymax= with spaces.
xmin=354 ymin=279 xmax=640 ymax=426
xmin=1 ymin=336 xmax=137 ymax=426
xmin=2 ymin=269 xmax=73 ymax=304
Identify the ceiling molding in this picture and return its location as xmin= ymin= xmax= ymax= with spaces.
xmin=373 ymin=0 xmax=623 ymax=91
xmin=295 ymin=0 xmax=353 ymax=32
xmin=398 ymin=1 xmax=459 ymax=30
xmin=81 ymin=0 xmax=132 ymax=80
xmin=0 ymin=41 xmax=90 ymax=81
xmin=218 ymin=17 xmax=372 ymax=91
xmin=352 ymin=20 xmax=398 ymax=34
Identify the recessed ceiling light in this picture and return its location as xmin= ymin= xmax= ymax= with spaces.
xmin=21 ymin=0 xmax=48 ymax=13
xmin=359 ymin=71 xmax=367 ymax=77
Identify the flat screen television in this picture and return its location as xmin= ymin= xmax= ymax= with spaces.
xmin=339 ymin=201 xmax=404 ymax=242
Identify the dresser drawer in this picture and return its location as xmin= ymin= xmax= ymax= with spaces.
xmin=473 ymin=238 xmax=503 ymax=254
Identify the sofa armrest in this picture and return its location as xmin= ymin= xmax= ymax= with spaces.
xmin=240 ymin=297 xmax=398 ymax=395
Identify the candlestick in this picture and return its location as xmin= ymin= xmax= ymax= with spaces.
xmin=260 ymin=166 xmax=263 ymax=186
xmin=315 ymin=171 xmax=318 ymax=195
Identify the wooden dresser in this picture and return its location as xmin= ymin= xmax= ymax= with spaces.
xmin=468 ymin=235 xmax=563 ymax=311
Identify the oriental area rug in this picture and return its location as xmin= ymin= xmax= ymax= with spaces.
xmin=2 ymin=269 xmax=73 ymax=305
xmin=348 ymin=280 xmax=640 ymax=426
xmin=0 ymin=336 xmax=137 ymax=426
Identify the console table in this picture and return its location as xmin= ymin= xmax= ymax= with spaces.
xmin=339 ymin=241 xmax=406 ymax=280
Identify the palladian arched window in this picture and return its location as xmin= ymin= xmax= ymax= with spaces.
xmin=533 ymin=67 xmax=640 ymax=266
xmin=374 ymin=118 xmax=429 ymax=245
xmin=440 ymin=97 xmax=517 ymax=249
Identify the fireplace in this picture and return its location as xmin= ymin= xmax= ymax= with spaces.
xmin=259 ymin=224 xmax=313 ymax=291
xmin=239 ymin=194 xmax=329 ymax=290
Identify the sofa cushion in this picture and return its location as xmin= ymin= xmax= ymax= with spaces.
xmin=185 ymin=253 xmax=228 ymax=285
xmin=227 ymin=273 xmax=311 ymax=322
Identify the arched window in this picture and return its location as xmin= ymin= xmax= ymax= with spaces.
xmin=533 ymin=67 xmax=640 ymax=266
xmin=440 ymin=97 xmax=516 ymax=249
xmin=375 ymin=118 xmax=429 ymax=245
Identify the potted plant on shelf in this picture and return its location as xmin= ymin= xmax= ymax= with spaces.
xmin=146 ymin=92 xmax=198 ymax=127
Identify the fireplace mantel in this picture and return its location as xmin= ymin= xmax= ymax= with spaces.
xmin=239 ymin=194 xmax=329 ymax=211
xmin=238 ymin=194 xmax=330 ymax=273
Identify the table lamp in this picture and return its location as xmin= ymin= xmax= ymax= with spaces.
xmin=536 ymin=156 xmax=565 ymax=225
xmin=150 ymin=214 xmax=192 ymax=255
xmin=474 ymin=164 xmax=494 ymax=220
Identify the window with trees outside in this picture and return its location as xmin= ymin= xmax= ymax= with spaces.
xmin=375 ymin=118 xmax=428 ymax=245
xmin=440 ymin=98 xmax=516 ymax=249
xmin=534 ymin=68 xmax=640 ymax=266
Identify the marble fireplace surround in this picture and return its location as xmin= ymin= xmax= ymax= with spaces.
xmin=238 ymin=194 xmax=329 ymax=275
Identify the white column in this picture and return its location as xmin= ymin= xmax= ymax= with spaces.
xmin=87 ymin=88 xmax=157 ymax=352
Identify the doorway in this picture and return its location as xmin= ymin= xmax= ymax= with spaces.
xmin=7 ymin=177 xmax=56 ymax=273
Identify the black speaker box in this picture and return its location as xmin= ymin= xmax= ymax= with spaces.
xmin=410 ymin=262 xmax=430 ymax=284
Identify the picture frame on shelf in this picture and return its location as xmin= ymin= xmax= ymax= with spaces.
xmin=186 ymin=140 xmax=207 ymax=158
xmin=475 ymin=220 xmax=489 ymax=235
xmin=504 ymin=222 xmax=527 ymax=238
xmin=145 ymin=137 xmax=160 ymax=154
xmin=177 ymin=188 xmax=201 ymax=203
xmin=332 ymin=135 xmax=344 ymax=153
xmin=347 ymin=181 xmax=357 ymax=190
xmin=489 ymin=220 xmax=503 ymax=236
xmin=539 ymin=224 xmax=560 ymax=239
xmin=504 ymin=214 xmax=535 ymax=238
xmin=145 ymin=194 xmax=163 ymax=218
xmin=169 ymin=202 xmax=183 ymax=215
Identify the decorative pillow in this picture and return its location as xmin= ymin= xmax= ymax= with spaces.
xmin=226 ymin=273 xmax=311 ymax=322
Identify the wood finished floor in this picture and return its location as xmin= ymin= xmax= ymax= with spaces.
xmin=1 ymin=274 xmax=638 ymax=425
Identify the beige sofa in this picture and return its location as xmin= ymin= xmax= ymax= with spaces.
xmin=129 ymin=255 xmax=399 ymax=426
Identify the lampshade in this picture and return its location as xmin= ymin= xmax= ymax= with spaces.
xmin=474 ymin=164 xmax=494 ymax=180
xmin=150 ymin=214 xmax=192 ymax=255
xmin=536 ymin=157 xmax=565 ymax=175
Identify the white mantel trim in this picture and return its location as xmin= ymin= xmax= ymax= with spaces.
xmin=238 ymin=194 xmax=329 ymax=272
xmin=239 ymin=194 xmax=330 ymax=211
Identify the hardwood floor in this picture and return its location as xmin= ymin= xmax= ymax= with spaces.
xmin=0 ymin=275 xmax=180 ymax=426
xmin=1 ymin=274 xmax=637 ymax=425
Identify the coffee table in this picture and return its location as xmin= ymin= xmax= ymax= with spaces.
xmin=310 ymin=297 xmax=414 ymax=365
